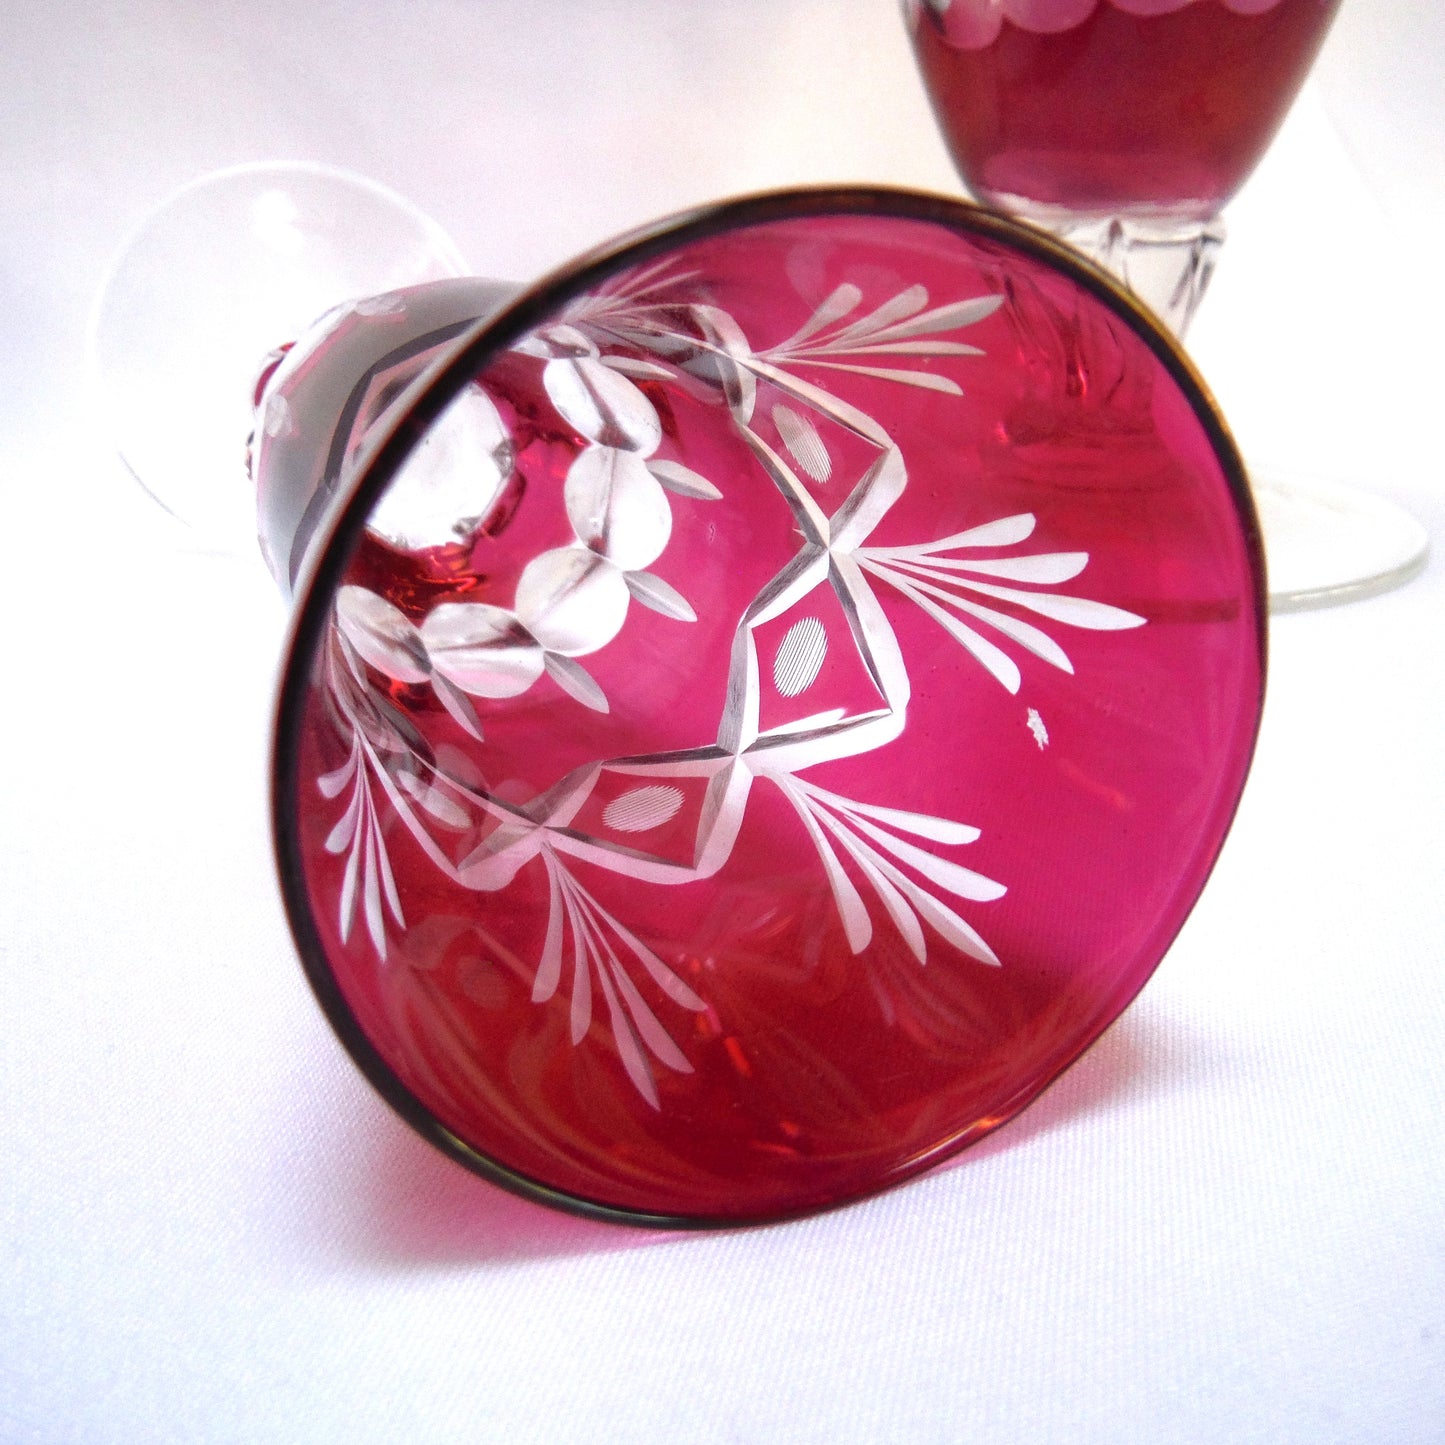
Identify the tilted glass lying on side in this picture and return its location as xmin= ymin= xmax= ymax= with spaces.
xmin=257 ymin=190 xmax=1264 ymax=1225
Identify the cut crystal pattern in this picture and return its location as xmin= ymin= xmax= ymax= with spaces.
xmin=310 ymin=261 xmax=1150 ymax=1103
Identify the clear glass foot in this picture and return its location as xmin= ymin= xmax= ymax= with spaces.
xmin=1039 ymin=209 xmax=1429 ymax=612
xmin=1252 ymin=467 xmax=1429 ymax=611
xmin=87 ymin=161 xmax=468 ymax=550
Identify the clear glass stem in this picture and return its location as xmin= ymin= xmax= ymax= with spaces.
xmin=1033 ymin=209 xmax=1428 ymax=610
xmin=252 ymin=277 xmax=518 ymax=596
xmin=1049 ymin=213 xmax=1226 ymax=338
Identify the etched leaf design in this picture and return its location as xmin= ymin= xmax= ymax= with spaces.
xmin=888 ymin=551 xmax=1089 ymax=584
xmin=429 ymin=673 xmax=487 ymax=741
xmin=793 ymin=361 xmax=963 ymax=394
xmin=514 ymin=547 xmax=630 ymax=657
xmin=772 ymin=403 xmax=831 ymax=483
xmin=530 ymin=850 xmax=703 ymax=1106
xmin=681 ymin=304 xmax=757 ymax=422
xmin=624 ymin=569 xmax=697 ymax=622
xmin=317 ymin=754 xmax=356 ymax=800
xmin=828 ymin=795 xmax=980 ymax=846
xmin=564 ymin=446 xmax=673 ymax=572
xmin=594 ymin=964 xmax=659 ymax=1108
xmin=420 ymin=602 xmax=545 ymax=698
xmin=773 ymin=616 xmax=828 ymax=697
xmin=959 ymin=579 xmax=1146 ymax=630
xmin=397 ymin=769 xmax=470 ymax=829
xmin=848 ymin=293 xmax=1003 ymax=344
xmin=603 ymin=785 xmax=685 ymax=834
xmin=543 ymin=653 xmax=609 ymax=713
xmin=599 ymin=355 xmax=674 ymax=380
xmin=647 ymin=459 xmax=722 ymax=501
xmin=772 ymin=282 xmax=863 ymax=351
xmin=543 ymin=356 xmax=662 ymax=453
xmin=335 ymin=586 xmax=430 ymax=685
xmin=829 ymin=283 xmax=929 ymax=344
xmin=777 ymin=776 xmax=1004 ymax=969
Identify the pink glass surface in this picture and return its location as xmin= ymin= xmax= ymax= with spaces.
xmin=275 ymin=198 xmax=1264 ymax=1223
xmin=906 ymin=0 xmax=1341 ymax=220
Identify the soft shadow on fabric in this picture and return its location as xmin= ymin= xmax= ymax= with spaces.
xmin=311 ymin=1098 xmax=675 ymax=1268
xmin=958 ymin=1003 xmax=1193 ymax=1165
xmin=298 ymin=1000 xmax=1190 ymax=1269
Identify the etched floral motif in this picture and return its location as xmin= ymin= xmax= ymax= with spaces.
xmin=768 ymin=775 xmax=1004 ymax=966
xmin=528 ymin=847 xmax=705 ymax=1109
xmin=920 ymin=0 xmax=1288 ymax=53
xmin=313 ymin=264 xmax=1150 ymax=1103
xmin=856 ymin=514 xmax=1145 ymax=695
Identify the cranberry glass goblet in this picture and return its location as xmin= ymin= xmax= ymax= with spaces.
xmin=905 ymin=0 xmax=1429 ymax=610
xmin=261 ymin=188 xmax=1264 ymax=1225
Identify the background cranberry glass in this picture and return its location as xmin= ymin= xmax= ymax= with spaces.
xmin=899 ymin=1 xmax=1435 ymax=616
xmin=907 ymin=0 xmax=1341 ymax=222
xmin=274 ymin=198 xmax=1263 ymax=1224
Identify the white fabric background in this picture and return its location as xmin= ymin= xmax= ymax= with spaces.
xmin=2 ymin=2 xmax=1442 ymax=1441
